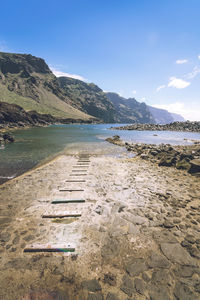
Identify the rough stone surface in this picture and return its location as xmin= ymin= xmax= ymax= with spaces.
xmin=160 ymin=243 xmax=196 ymax=265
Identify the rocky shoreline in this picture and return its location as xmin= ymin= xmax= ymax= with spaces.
xmin=111 ymin=121 xmax=200 ymax=132
xmin=106 ymin=135 xmax=200 ymax=176
xmin=0 ymin=152 xmax=200 ymax=299
xmin=0 ymin=101 xmax=98 ymax=133
xmin=0 ymin=132 xmax=15 ymax=145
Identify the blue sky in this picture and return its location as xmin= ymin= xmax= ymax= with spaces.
xmin=0 ymin=0 xmax=200 ymax=120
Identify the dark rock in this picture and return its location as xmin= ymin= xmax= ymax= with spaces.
xmin=103 ymin=273 xmax=116 ymax=286
xmin=151 ymin=269 xmax=171 ymax=285
xmin=189 ymin=159 xmax=200 ymax=175
xmin=87 ymin=294 xmax=104 ymax=300
xmin=125 ymin=258 xmax=148 ymax=276
xmin=120 ymin=274 xmax=135 ymax=297
xmin=174 ymin=282 xmax=199 ymax=300
xmin=160 ymin=243 xmax=196 ymax=265
xmin=82 ymin=279 xmax=102 ymax=292
xmin=106 ymin=293 xmax=119 ymax=300
xmin=134 ymin=278 xmax=145 ymax=295
xmin=163 ymin=220 xmax=175 ymax=228
xmin=0 ymin=232 xmax=11 ymax=242
xmin=185 ymin=234 xmax=196 ymax=244
xmin=174 ymin=265 xmax=195 ymax=278
xmin=149 ymin=285 xmax=172 ymax=300
xmin=148 ymin=253 xmax=171 ymax=269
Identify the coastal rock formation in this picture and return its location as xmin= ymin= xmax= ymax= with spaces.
xmin=0 ymin=132 xmax=14 ymax=144
xmin=0 ymin=101 xmax=93 ymax=130
xmin=106 ymin=136 xmax=200 ymax=175
xmin=112 ymin=121 xmax=200 ymax=132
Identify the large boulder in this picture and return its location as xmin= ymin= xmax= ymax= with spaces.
xmin=188 ymin=159 xmax=200 ymax=175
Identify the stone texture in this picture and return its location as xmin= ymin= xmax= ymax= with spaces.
xmin=125 ymin=258 xmax=147 ymax=277
xmin=160 ymin=243 xmax=196 ymax=265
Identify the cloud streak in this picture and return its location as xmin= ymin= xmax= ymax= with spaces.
xmin=168 ymin=77 xmax=190 ymax=89
xmin=50 ymin=67 xmax=86 ymax=81
xmin=156 ymin=84 xmax=166 ymax=92
xmin=176 ymin=59 xmax=188 ymax=64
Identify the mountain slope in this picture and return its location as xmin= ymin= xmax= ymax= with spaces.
xmin=0 ymin=52 xmax=93 ymax=120
xmin=148 ymin=106 xmax=185 ymax=124
xmin=106 ymin=92 xmax=155 ymax=123
xmin=58 ymin=77 xmax=116 ymax=122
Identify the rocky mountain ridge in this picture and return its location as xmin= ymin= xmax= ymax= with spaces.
xmin=0 ymin=51 xmax=186 ymax=124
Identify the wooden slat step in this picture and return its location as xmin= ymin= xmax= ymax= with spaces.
xmin=42 ymin=213 xmax=81 ymax=218
xmin=70 ymin=174 xmax=87 ymax=176
xmin=51 ymin=199 xmax=85 ymax=204
xmin=65 ymin=180 xmax=86 ymax=182
xmin=78 ymin=160 xmax=90 ymax=162
xmin=24 ymin=247 xmax=75 ymax=253
xmin=72 ymin=170 xmax=87 ymax=172
xmin=59 ymin=188 xmax=84 ymax=192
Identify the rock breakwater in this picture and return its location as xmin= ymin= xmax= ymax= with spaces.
xmin=111 ymin=121 xmax=200 ymax=132
xmin=106 ymin=136 xmax=200 ymax=176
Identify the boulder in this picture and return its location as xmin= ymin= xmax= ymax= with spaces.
xmin=189 ymin=159 xmax=200 ymax=175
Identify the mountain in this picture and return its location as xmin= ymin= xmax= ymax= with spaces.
xmin=105 ymin=92 xmax=155 ymax=123
xmin=58 ymin=77 xmax=116 ymax=122
xmin=148 ymin=106 xmax=185 ymax=124
xmin=170 ymin=112 xmax=185 ymax=122
xmin=0 ymin=52 xmax=93 ymax=121
xmin=0 ymin=51 xmax=185 ymax=125
xmin=106 ymin=92 xmax=184 ymax=124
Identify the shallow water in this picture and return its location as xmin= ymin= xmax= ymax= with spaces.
xmin=0 ymin=123 xmax=200 ymax=184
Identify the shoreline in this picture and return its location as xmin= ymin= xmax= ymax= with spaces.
xmin=110 ymin=121 xmax=200 ymax=133
xmin=0 ymin=149 xmax=200 ymax=299
xmin=106 ymin=135 xmax=200 ymax=176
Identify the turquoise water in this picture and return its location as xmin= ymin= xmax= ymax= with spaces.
xmin=0 ymin=124 xmax=200 ymax=184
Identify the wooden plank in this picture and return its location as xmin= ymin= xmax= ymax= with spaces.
xmin=78 ymin=160 xmax=90 ymax=162
xmin=51 ymin=199 xmax=85 ymax=204
xmin=42 ymin=213 xmax=81 ymax=218
xmin=59 ymin=189 xmax=84 ymax=192
xmin=72 ymin=170 xmax=87 ymax=172
xmin=65 ymin=180 xmax=86 ymax=182
xmin=69 ymin=174 xmax=87 ymax=176
xmin=24 ymin=247 xmax=75 ymax=253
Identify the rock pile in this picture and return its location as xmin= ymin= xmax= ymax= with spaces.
xmin=112 ymin=120 xmax=200 ymax=132
xmin=106 ymin=136 xmax=200 ymax=175
xmin=0 ymin=132 xmax=15 ymax=144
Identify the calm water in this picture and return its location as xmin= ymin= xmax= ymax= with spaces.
xmin=0 ymin=124 xmax=200 ymax=184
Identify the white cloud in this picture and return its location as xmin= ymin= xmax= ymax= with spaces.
xmin=176 ymin=59 xmax=188 ymax=64
xmin=141 ymin=97 xmax=146 ymax=101
xmin=152 ymin=102 xmax=200 ymax=121
xmin=198 ymin=55 xmax=200 ymax=60
xmin=50 ymin=67 xmax=86 ymax=81
xmin=186 ymin=65 xmax=200 ymax=79
xmin=156 ymin=85 xmax=166 ymax=92
xmin=132 ymin=90 xmax=137 ymax=95
xmin=168 ymin=77 xmax=190 ymax=89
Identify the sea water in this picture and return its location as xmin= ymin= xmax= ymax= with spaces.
xmin=0 ymin=124 xmax=200 ymax=184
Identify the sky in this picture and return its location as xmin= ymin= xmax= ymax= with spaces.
xmin=0 ymin=0 xmax=200 ymax=120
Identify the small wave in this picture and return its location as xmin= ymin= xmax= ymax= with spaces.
xmin=0 ymin=175 xmax=15 ymax=179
